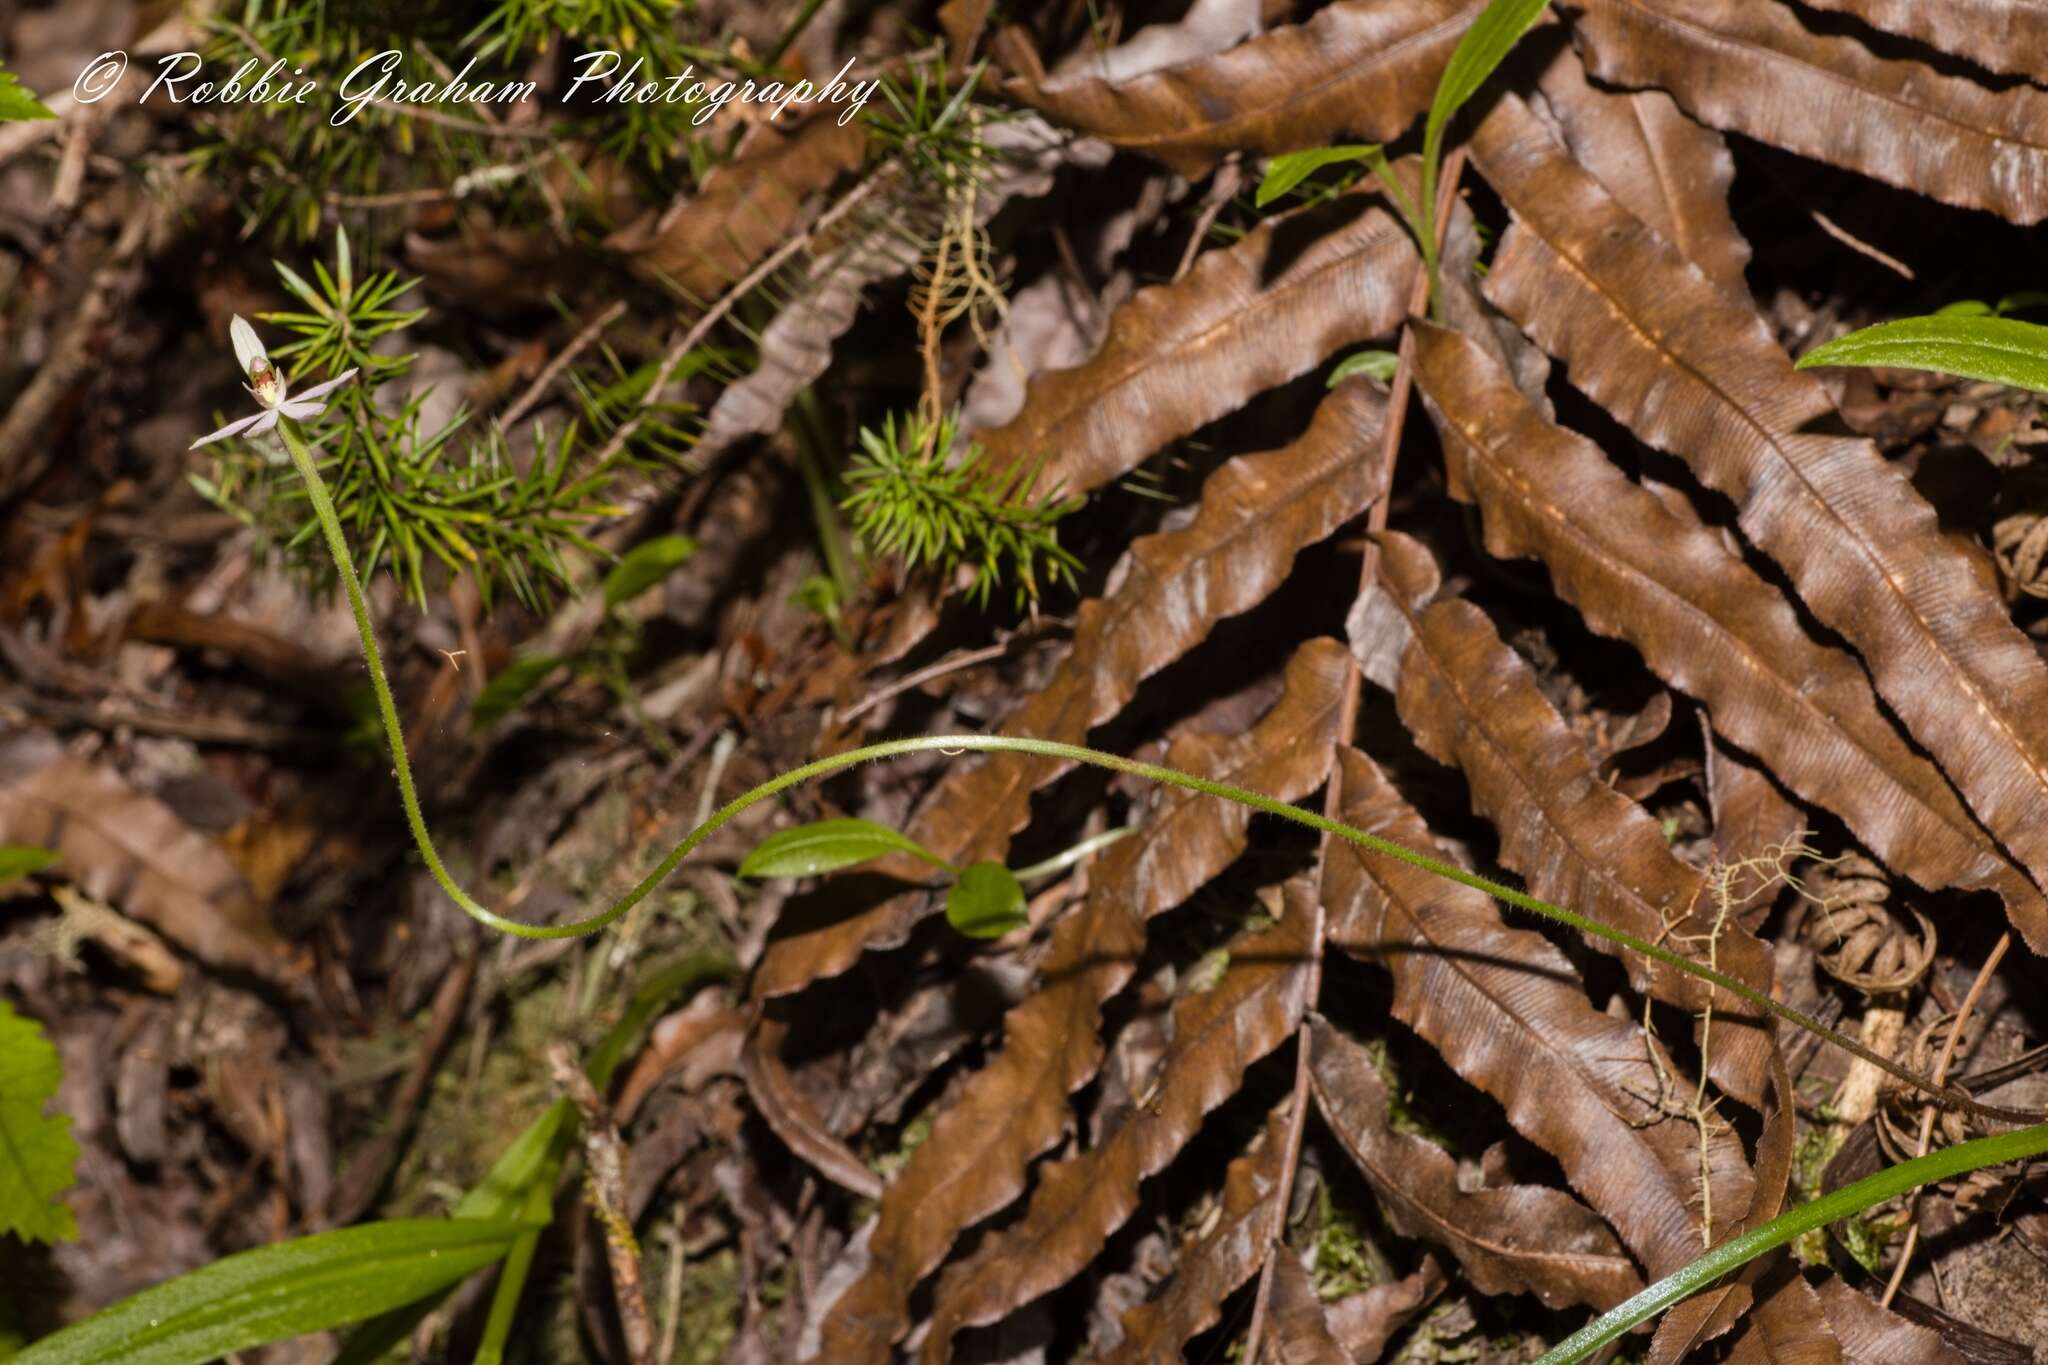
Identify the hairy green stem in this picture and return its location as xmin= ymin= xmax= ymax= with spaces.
xmin=277 ymin=414 xmax=2033 ymax=1124
xmin=1536 ymin=1119 xmax=2048 ymax=1363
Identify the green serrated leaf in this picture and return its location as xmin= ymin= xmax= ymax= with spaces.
xmin=1328 ymin=349 xmax=1402 ymax=386
xmin=1796 ymin=315 xmax=2048 ymax=394
xmin=0 ymin=66 xmax=55 ymax=122
xmin=603 ymin=534 xmax=698 ymax=609
xmin=944 ymin=861 xmax=1027 ymax=939
xmin=1255 ymin=144 xmax=1380 ymax=208
xmin=469 ymin=654 xmax=566 ymax=729
xmin=16 ymin=1219 xmax=530 ymax=1365
xmin=738 ymin=818 xmax=952 ymax=879
xmin=0 ymin=1001 xmax=77 ymax=1244
xmin=0 ymin=845 xmax=59 ymax=881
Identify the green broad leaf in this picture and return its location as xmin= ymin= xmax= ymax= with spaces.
xmin=945 ymin=861 xmax=1027 ymax=939
xmin=1328 ymin=349 xmax=1401 ymax=386
xmin=1424 ymin=0 xmax=1551 ymax=171
xmin=1255 ymin=144 xmax=1380 ymax=207
xmin=1796 ymin=315 xmax=2048 ymax=394
xmin=469 ymin=654 xmax=565 ymax=728
xmin=604 ymin=534 xmax=699 ymax=609
xmin=0 ymin=845 xmax=59 ymax=881
xmin=0 ymin=66 xmax=55 ymax=122
xmin=738 ymin=817 xmax=952 ymax=879
xmin=0 ymin=1001 xmax=78 ymax=1244
xmin=1933 ymin=299 xmax=1993 ymax=318
xmin=15 ymin=1218 xmax=532 ymax=1365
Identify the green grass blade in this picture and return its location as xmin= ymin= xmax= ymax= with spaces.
xmin=1797 ymin=314 xmax=2048 ymax=393
xmin=1536 ymin=1122 xmax=2048 ymax=1363
xmin=17 ymin=1219 xmax=532 ymax=1365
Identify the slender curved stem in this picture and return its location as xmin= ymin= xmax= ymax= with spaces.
xmin=276 ymin=414 xmax=2038 ymax=1125
xmin=1535 ymin=1119 xmax=2048 ymax=1364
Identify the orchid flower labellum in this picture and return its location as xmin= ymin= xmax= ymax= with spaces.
xmin=189 ymin=315 xmax=358 ymax=449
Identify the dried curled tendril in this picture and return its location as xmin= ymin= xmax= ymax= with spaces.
xmin=1797 ymin=852 xmax=1937 ymax=994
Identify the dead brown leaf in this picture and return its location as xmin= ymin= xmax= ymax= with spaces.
xmin=1098 ymin=1105 xmax=1293 ymax=1364
xmin=1567 ymin=0 xmax=2048 ymax=224
xmin=1814 ymin=1274 xmax=1966 ymax=1364
xmin=1472 ymin=91 xmax=2048 ymax=950
xmin=1264 ymin=1240 xmax=1350 ymax=1365
xmin=1797 ymin=0 xmax=2046 ymax=80
xmin=1324 ymin=1256 xmax=1445 ymax=1362
xmin=0 ymin=732 xmax=293 ymax=982
xmin=1531 ymin=37 xmax=1749 ymax=299
xmin=1409 ymin=320 xmax=2047 ymax=938
xmin=999 ymin=0 xmax=1481 ymax=179
xmin=1308 ymin=1015 xmax=1642 ymax=1312
xmin=805 ymin=639 xmax=1349 ymax=1362
xmin=1322 ymin=746 xmax=1746 ymax=1279
xmin=1368 ymin=532 xmax=1775 ymax=1109
xmin=977 ymin=191 xmax=1416 ymax=499
xmin=918 ymin=875 xmax=1320 ymax=1359
xmin=606 ymin=117 xmax=865 ymax=303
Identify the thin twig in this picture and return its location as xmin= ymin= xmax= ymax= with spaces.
xmin=1245 ymin=148 xmax=1469 ymax=1365
xmin=550 ymin=1043 xmax=657 ymax=1365
xmin=501 ymin=300 xmax=630 ymax=431
xmin=837 ymin=624 xmax=1061 ymax=724
xmin=1811 ymin=209 xmax=1916 ymax=281
xmin=1880 ymin=931 xmax=2011 ymax=1308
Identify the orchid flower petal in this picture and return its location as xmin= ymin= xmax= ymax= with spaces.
xmin=281 ymin=399 xmax=327 ymax=420
xmin=189 ymin=411 xmax=267 ymax=449
xmin=248 ymin=409 xmax=282 ymax=435
xmin=291 ymin=368 xmax=359 ymax=403
xmin=229 ymin=315 xmax=267 ymax=375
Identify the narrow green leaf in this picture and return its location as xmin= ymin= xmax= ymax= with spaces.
xmin=1538 ymin=1121 xmax=2048 ymax=1363
xmin=1797 ymin=314 xmax=2048 ymax=393
xmin=17 ymin=1219 xmax=532 ymax=1365
xmin=1255 ymin=144 xmax=1380 ymax=207
xmin=0 ymin=66 xmax=55 ymax=122
xmin=1424 ymin=0 xmax=1551 ymax=167
xmin=0 ymin=1001 xmax=78 ymax=1244
xmin=0 ymin=846 xmax=59 ymax=881
xmin=603 ymin=534 xmax=698 ymax=609
xmin=469 ymin=654 xmax=565 ymax=728
xmin=1328 ymin=350 xmax=1402 ymax=386
xmin=738 ymin=817 xmax=952 ymax=879
xmin=945 ymin=861 xmax=1027 ymax=939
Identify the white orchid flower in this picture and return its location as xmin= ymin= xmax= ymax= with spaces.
xmin=190 ymin=315 xmax=359 ymax=449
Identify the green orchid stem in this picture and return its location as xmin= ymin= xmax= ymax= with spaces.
xmin=277 ymin=414 xmax=2031 ymax=1125
xmin=1537 ymin=1120 xmax=2048 ymax=1363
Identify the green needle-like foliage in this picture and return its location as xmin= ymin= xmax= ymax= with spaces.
xmin=841 ymin=409 xmax=1081 ymax=609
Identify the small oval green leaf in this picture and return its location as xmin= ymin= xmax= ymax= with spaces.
xmin=16 ymin=1218 xmax=531 ymax=1365
xmin=0 ymin=845 xmax=59 ymax=881
xmin=1328 ymin=349 xmax=1401 ymax=386
xmin=1255 ymin=144 xmax=1380 ymax=207
xmin=737 ymin=818 xmax=950 ymax=879
xmin=945 ymin=861 xmax=1027 ymax=939
xmin=604 ymin=534 xmax=699 ymax=609
xmin=1796 ymin=314 xmax=2048 ymax=394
